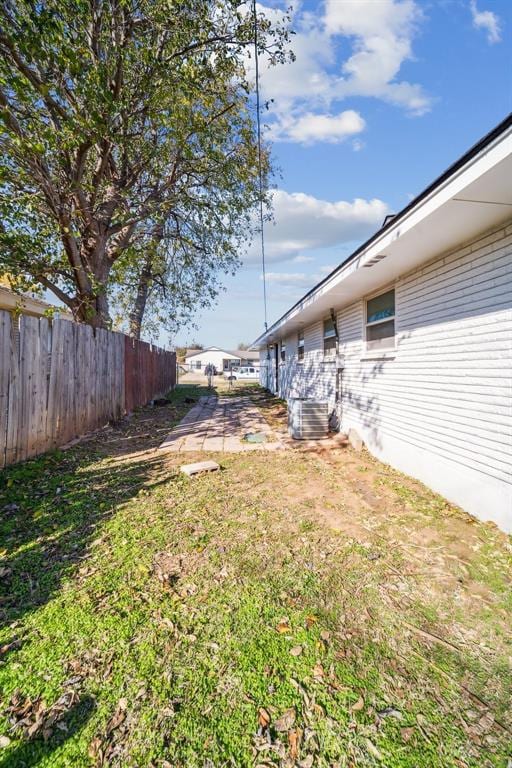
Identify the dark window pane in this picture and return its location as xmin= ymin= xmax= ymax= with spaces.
xmin=324 ymin=318 xmax=336 ymax=339
xmin=298 ymin=331 xmax=305 ymax=361
xmin=366 ymin=319 xmax=395 ymax=350
xmin=324 ymin=336 xmax=337 ymax=355
xmin=367 ymin=289 xmax=395 ymax=324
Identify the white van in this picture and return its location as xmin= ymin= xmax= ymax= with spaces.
xmin=224 ymin=366 xmax=259 ymax=381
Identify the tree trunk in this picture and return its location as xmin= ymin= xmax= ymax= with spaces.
xmin=71 ymin=241 xmax=112 ymax=328
xmin=129 ymin=256 xmax=153 ymax=339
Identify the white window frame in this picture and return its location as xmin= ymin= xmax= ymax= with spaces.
xmin=364 ymin=286 xmax=396 ymax=354
xmin=280 ymin=340 xmax=286 ymax=363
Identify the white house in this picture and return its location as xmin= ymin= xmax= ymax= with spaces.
xmin=252 ymin=114 xmax=512 ymax=532
xmin=184 ymin=346 xmax=259 ymax=373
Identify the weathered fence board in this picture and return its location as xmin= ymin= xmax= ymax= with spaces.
xmin=0 ymin=310 xmax=176 ymax=468
xmin=0 ymin=312 xmax=11 ymax=467
xmin=124 ymin=336 xmax=175 ymax=413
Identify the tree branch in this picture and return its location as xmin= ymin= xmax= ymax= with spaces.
xmin=36 ymin=274 xmax=75 ymax=309
xmin=0 ymin=31 xmax=68 ymax=126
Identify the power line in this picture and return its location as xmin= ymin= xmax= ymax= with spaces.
xmin=252 ymin=0 xmax=268 ymax=331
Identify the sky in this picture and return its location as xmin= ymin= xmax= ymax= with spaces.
xmin=172 ymin=0 xmax=512 ymax=351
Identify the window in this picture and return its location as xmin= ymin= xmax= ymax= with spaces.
xmin=280 ymin=341 xmax=286 ymax=362
xmin=298 ymin=330 xmax=305 ymax=361
xmin=366 ymin=288 xmax=395 ymax=351
xmin=323 ymin=317 xmax=337 ymax=357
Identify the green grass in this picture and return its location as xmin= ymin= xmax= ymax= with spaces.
xmin=0 ymin=385 xmax=510 ymax=766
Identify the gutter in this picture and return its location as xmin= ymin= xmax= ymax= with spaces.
xmin=252 ymin=111 xmax=512 ymax=348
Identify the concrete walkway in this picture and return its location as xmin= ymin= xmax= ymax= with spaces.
xmin=158 ymin=395 xmax=284 ymax=453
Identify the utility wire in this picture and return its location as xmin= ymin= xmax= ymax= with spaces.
xmin=252 ymin=0 xmax=268 ymax=331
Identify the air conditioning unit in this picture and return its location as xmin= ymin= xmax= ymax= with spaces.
xmin=288 ymin=398 xmax=329 ymax=440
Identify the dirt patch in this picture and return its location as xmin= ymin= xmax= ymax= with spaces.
xmin=246 ymin=391 xmax=512 ymax=641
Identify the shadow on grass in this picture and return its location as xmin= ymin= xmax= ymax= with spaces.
xmin=0 ymin=384 xmax=208 ymax=631
xmin=245 ymin=387 xmax=288 ymax=429
xmin=0 ymin=695 xmax=95 ymax=768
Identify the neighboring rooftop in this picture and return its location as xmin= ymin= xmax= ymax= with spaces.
xmin=0 ymin=285 xmax=73 ymax=320
xmin=184 ymin=346 xmax=259 ymax=360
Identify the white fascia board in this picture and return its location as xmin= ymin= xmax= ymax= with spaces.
xmin=253 ymin=126 xmax=512 ymax=348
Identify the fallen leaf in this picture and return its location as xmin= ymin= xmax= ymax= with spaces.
xmin=88 ymin=736 xmax=102 ymax=760
xmin=305 ymin=615 xmax=317 ymax=629
xmin=274 ymin=707 xmax=296 ymax=732
xmin=320 ymin=630 xmax=330 ymax=642
xmin=290 ymin=645 xmax=303 ymax=657
xmin=401 ymin=726 xmax=415 ymax=742
xmin=106 ymin=699 xmax=127 ymax=735
xmin=276 ymin=620 xmax=291 ymax=634
xmin=288 ymin=728 xmax=302 ymax=759
xmin=258 ymin=707 xmax=270 ymax=729
xmin=0 ymin=736 xmax=11 ymax=748
xmin=299 ymin=755 xmax=314 ymax=768
xmin=351 ymin=696 xmax=365 ymax=712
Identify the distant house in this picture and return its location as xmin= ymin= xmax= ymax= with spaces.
xmin=0 ymin=286 xmax=73 ymax=353
xmin=0 ymin=285 xmax=73 ymax=321
xmin=184 ymin=346 xmax=259 ymax=373
xmin=252 ymin=114 xmax=512 ymax=532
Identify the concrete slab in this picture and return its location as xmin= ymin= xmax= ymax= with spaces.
xmin=159 ymin=394 xmax=284 ymax=453
xmin=180 ymin=460 xmax=220 ymax=476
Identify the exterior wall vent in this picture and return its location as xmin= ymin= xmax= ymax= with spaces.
xmin=363 ymin=253 xmax=388 ymax=268
xmin=288 ymin=399 xmax=329 ymax=440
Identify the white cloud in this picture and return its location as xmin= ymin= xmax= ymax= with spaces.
xmin=265 ymin=272 xmax=312 ymax=284
xmin=470 ymin=0 xmax=501 ymax=44
xmin=324 ymin=0 xmax=430 ymax=114
xmin=253 ymin=0 xmax=431 ymax=143
xmin=293 ymin=255 xmax=315 ymax=264
xmin=271 ymin=109 xmax=365 ymax=145
xmin=263 ymin=264 xmax=338 ymax=294
xmin=245 ymin=189 xmax=388 ymax=265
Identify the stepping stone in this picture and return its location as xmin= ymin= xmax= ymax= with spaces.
xmin=180 ymin=460 xmax=220 ymax=477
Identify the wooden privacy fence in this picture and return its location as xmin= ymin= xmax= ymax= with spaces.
xmin=124 ymin=336 xmax=176 ymax=413
xmin=0 ymin=310 xmax=176 ymax=468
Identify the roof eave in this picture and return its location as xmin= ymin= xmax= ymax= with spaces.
xmin=252 ymin=112 xmax=512 ymax=349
